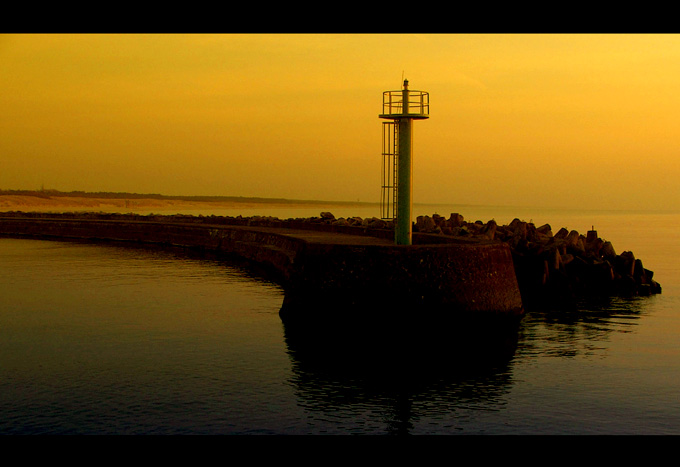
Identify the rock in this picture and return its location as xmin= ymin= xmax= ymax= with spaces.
xmin=534 ymin=230 xmax=552 ymax=245
xmin=601 ymin=241 xmax=616 ymax=258
xmin=585 ymin=237 xmax=604 ymax=257
xmin=385 ymin=211 xmax=662 ymax=301
xmin=466 ymin=222 xmax=483 ymax=234
xmin=565 ymin=230 xmax=580 ymax=247
xmin=416 ymin=215 xmax=436 ymax=233
xmin=634 ymin=259 xmax=646 ymax=284
xmin=536 ymin=224 xmax=552 ymax=237
xmin=510 ymin=219 xmax=528 ymax=240
xmin=480 ymin=220 xmax=497 ymax=240
xmin=618 ymin=251 xmax=636 ymax=277
xmin=554 ymin=227 xmax=569 ymax=239
xmin=320 ymin=212 xmax=335 ymax=220
xmin=449 ymin=213 xmax=465 ymax=228
xmin=576 ymin=237 xmax=586 ymax=254
xmin=561 ymin=253 xmax=574 ymax=265
xmin=367 ymin=218 xmax=387 ymax=229
xmin=548 ymin=247 xmax=562 ymax=271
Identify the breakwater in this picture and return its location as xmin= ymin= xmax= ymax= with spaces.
xmin=411 ymin=212 xmax=662 ymax=307
xmin=0 ymin=211 xmax=525 ymax=324
xmin=1 ymin=209 xmax=659 ymax=321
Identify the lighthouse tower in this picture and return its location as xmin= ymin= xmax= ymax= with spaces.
xmin=379 ymin=79 xmax=429 ymax=245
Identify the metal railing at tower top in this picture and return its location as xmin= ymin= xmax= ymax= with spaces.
xmin=380 ymin=89 xmax=430 ymax=118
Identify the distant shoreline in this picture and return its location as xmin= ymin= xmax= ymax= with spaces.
xmin=0 ymin=189 xmax=379 ymax=213
xmin=0 ymin=189 xmax=376 ymax=205
xmin=2 ymin=189 xmax=676 ymax=217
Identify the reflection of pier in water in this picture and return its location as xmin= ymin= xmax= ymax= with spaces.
xmin=280 ymin=293 xmax=651 ymax=434
xmin=281 ymin=307 xmax=519 ymax=434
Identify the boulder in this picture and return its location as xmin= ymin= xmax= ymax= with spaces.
xmin=449 ymin=213 xmax=465 ymax=228
xmin=585 ymin=237 xmax=604 ymax=257
xmin=601 ymin=241 xmax=616 ymax=259
xmin=401 ymin=211 xmax=661 ymax=301
xmin=367 ymin=218 xmax=387 ymax=229
xmin=416 ymin=215 xmax=436 ymax=233
xmin=480 ymin=219 xmax=497 ymax=240
xmin=565 ymin=230 xmax=581 ymax=249
xmin=536 ymin=223 xmax=553 ymax=237
xmin=618 ymin=251 xmax=636 ymax=277
xmin=554 ymin=227 xmax=569 ymax=239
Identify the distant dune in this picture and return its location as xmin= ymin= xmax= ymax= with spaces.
xmin=0 ymin=190 xmax=374 ymax=213
xmin=0 ymin=194 xmax=219 ymax=212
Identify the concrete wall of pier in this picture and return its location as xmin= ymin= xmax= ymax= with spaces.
xmin=0 ymin=214 xmax=524 ymax=322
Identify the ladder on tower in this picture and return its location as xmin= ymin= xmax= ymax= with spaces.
xmin=381 ymin=121 xmax=399 ymax=220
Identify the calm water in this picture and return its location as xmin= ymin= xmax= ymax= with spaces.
xmin=1 ymin=204 xmax=679 ymax=435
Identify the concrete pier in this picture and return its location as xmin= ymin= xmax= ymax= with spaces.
xmin=0 ymin=212 xmax=524 ymax=323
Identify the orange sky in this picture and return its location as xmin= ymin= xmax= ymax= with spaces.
xmin=1 ymin=34 xmax=679 ymax=211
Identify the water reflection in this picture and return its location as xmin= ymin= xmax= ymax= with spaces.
xmin=1 ymin=237 xmax=669 ymax=434
xmin=517 ymin=295 xmax=649 ymax=359
xmin=279 ymin=291 xmax=659 ymax=433
xmin=281 ymin=308 xmax=520 ymax=434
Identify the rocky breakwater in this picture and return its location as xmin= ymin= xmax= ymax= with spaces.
xmin=4 ymin=209 xmax=656 ymax=313
xmin=412 ymin=213 xmax=662 ymax=308
xmin=224 ymin=211 xmax=663 ymax=307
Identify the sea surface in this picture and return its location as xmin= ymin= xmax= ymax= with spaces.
xmin=1 ymin=203 xmax=679 ymax=435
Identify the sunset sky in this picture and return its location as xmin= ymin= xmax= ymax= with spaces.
xmin=2 ymin=34 xmax=679 ymax=211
